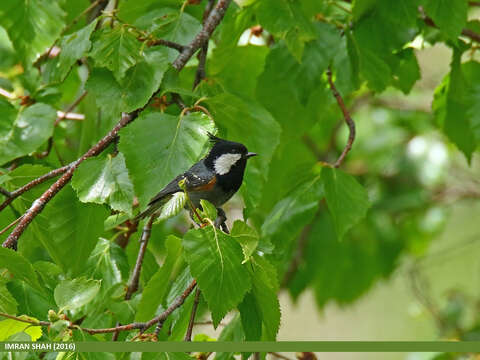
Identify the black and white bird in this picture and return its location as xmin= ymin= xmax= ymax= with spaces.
xmin=134 ymin=133 xmax=257 ymax=230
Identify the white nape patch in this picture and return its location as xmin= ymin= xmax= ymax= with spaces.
xmin=214 ymin=153 xmax=242 ymax=175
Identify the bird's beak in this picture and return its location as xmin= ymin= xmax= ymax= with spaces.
xmin=246 ymin=152 xmax=258 ymax=159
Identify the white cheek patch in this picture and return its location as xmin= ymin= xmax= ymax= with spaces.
xmin=214 ymin=153 xmax=242 ymax=175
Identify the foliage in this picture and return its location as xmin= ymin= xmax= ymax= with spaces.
xmin=0 ymin=0 xmax=479 ymax=356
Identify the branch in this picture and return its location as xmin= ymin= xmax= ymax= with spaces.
xmin=124 ymin=216 xmax=154 ymax=300
xmin=140 ymin=38 xmax=186 ymax=52
xmin=193 ymin=0 xmax=215 ymax=89
xmin=172 ymin=0 xmax=232 ymax=71
xmin=184 ymin=287 xmax=201 ymax=341
xmin=2 ymin=113 xmax=134 ymax=249
xmin=0 ymin=165 xmax=70 ymax=213
xmin=422 ymin=14 xmax=480 ymax=43
xmin=326 ymin=67 xmax=356 ymax=168
xmin=0 ymin=279 xmax=197 ymax=336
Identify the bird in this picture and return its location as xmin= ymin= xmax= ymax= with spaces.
xmin=133 ymin=133 xmax=257 ymax=231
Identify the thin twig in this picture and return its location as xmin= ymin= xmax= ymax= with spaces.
xmin=125 ymin=216 xmax=155 ymax=300
xmin=422 ymin=15 xmax=480 ymax=43
xmin=0 ymin=188 xmax=12 ymax=198
xmin=193 ymin=0 xmax=215 ymax=89
xmin=0 ymin=279 xmax=197 ymax=335
xmin=153 ymin=279 xmax=197 ymax=338
xmin=172 ymin=0 xmax=233 ymax=71
xmin=141 ymin=38 xmax=186 ymax=52
xmin=0 ymin=165 xmax=70 ymax=213
xmin=326 ymin=67 xmax=355 ymax=168
xmin=0 ymin=216 xmax=23 ymax=236
xmin=184 ymin=288 xmax=201 ymax=341
xmin=54 ymin=91 xmax=88 ymax=126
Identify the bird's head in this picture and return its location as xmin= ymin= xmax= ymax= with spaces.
xmin=204 ymin=133 xmax=257 ymax=175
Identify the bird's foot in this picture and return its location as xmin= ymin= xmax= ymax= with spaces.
xmin=214 ymin=208 xmax=229 ymax=234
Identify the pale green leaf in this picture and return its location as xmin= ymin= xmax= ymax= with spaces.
xmin=156 ymin=192 xmax=187 ymax=222
xmin=0 ymin=316 xmax=42 ymax=341
xmin=72 ymin=153 xmax=135 ymax=216
xmin=54 ymin=277 xmax=101 ymax=311
xmin=230 ymin=220 xmax=259 ymax=262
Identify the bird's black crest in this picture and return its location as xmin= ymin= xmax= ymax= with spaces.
xmin=207 ymin=132 xmax=222 ymax=144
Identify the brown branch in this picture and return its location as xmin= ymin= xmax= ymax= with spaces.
xmin=0 ymin=165 xmax=70 ymax=213
xmin=124 ymin=216 xmax=154 ymax=300
xmin=326 ymin=67 xmax=356 ymax=168
xmin=172 ymin=0 xmax=232 ymax=71
xmin=2 ymin=113 xmax=135 ymax=249
xmin=422 ymin=14 xmax=480 ymax=43
xmin=0 ymin=188 xmax=12 ymax=198
xmin=469 ymin=1 xmax=480 ymax=6
xmin=269 ymin=353 xmax=293 ymax=360
xmin=0 ymin=279 xmax=197 ymax=336
xmin=141 ymin=38 xmax=186 ymax=52
xmin=193 ymin=0 xmax=215 ymax=89
xmin=184 ymin=287 xmax=201 ymax=341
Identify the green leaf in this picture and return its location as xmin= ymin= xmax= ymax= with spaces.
xmin=84 ymin=238 xmax=129 ymax=293
xmin=238 ymin=292 xmax=262 ymax=341
xmin=54 ymin=277 xmax=101 ymax=311
xmin=262 ymin=176 xmax=322 ymax=250
xmin=119 ymin=111 xmax=215 ymax=208
xmin=182 ymin=226 xmax=251 ymax=326
xmin=136 ymin=235 xmax=184 ymax=322
xmin=90 ymin=25 xmax=143 ymax=81
xmin=6 ymin=281 xmax=53 ymax=320
xmin=0 ymin=103 xmax=56 ymax=165
xmin=424 ymin=0 xmax=468 ymax=41
xmin=391 ymin=48 xmax=421 ymax=94
xmin=249 ymin=256 xmax=281 ymax=340
xmin=199 ymin=199 xmax=217 ymax=221
xmin=0 ymin=247 xmax=42 ymax=292
xmin=322 ymin=167 xmax=370 ymax=240
xmin=0 ymin=283 xmax=17 ymax=315
xmin=43 ymin=20 xmax=97 ymax=84
xmin=27 ymin=185 xmax=109 ymax=275
xmin=230 ymin=220 xmax=259 ymax=262
xmin=72 ymin=153 xmax=135 ymax=216
xmin=0 ymin=0 xmax=65 ymax=63
xmin=155 ymin=192 xmax=187 ymax=222
xmin=0 ymin=316 xmax=42 ymax=341
xmin=121 ymin=48 xmax=169 ymax=112
xmin=432 ymin=50 xmax=477 ymax=161
xmin=255 ymin=0 xmax=315 ymax=60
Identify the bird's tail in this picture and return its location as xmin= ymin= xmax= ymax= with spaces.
xmin=132 ymin=201 xmax=162 ymax=223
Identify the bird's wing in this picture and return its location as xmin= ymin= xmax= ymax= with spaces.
xmin=134 ymin=162 xmax=215 ymax=221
